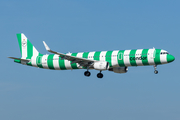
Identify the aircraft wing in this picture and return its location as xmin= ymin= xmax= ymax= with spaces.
xmin=43 ymin=41 xmax=96 ymax=67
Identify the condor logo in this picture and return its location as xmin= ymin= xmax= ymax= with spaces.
xmin=130 ymin=56 xmax=147 ymax=61
xmin=22 ymin=39 xmax=27 ymax=47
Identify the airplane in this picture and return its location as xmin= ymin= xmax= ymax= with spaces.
xmin=9 ymin=33 xmax=175 ymax=78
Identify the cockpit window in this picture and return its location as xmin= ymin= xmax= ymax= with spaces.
xmin=160 ymin=52 xmax=169 ymax=55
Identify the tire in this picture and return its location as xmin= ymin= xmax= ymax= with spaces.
xmin=84 ymin=71 xmax=91 ymax=77
xmin=97 ymin=73 xmax=103 ymax=78
xmin=154 ymin=70 xmax=158 ymax=74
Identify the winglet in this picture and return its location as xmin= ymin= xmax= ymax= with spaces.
xmin=43 ymin=41 xmax=50 ymax=51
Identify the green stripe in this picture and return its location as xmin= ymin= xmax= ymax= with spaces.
xmin=47 ymin=55 xmax=55 ymax=70
xmin=94 ymin=51 xmax=101 ymax=61
xmin=154 ymin=49 xmax=161 ymax=65
xmin=142 ymin=49 xmax=149 ymax=66
xmin=71 ymin=53 xmax=78 ymax=69
xmin=14 ymin=59 xmax=21 ymax=63
xmin=26 ymin=61 xmax=32 ymax=66
xmin=117 ymin=50 xmax=125 ymax=67
xmin=105 ymin=51 xmax=113 ymax=67
xmin=83 ymin=52 xmax=89 ymax=59
xmin=26 ymin=39 xmax=33 ymax=66
xmin=27 ymin=39 xmax=33 ymax=59
xmin=16 ymin=34 xmax=22 ymax=56
xmin=59 ymin=59 xmax=66 ymax=70
xmin=37 ymin=54 xmax=43 ymax=68
xmin=129 ymin=50 xmax=137 ymax=66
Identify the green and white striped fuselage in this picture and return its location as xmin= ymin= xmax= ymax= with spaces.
xmin=11 ymin=33 xmax=175 ymax=77
xmin=15 ymin=49 xmax=172 ymax=70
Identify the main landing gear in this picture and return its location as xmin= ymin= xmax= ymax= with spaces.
xmin=97 ymin=71 xmax=103 ymax=78
xmin=84 ymin=71 xmax=91 ymax=77
xmin=154 ymin=65 xmax=158 ymax=74
xmin=84 ymin=71 xmax=104 ymax=78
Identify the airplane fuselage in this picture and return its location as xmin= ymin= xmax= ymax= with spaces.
xmin=14 ymin=49 xmax=174 ymax=70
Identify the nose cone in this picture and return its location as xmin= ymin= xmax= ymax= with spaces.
xmin=167 ymin=54 xmax=175 ymax=63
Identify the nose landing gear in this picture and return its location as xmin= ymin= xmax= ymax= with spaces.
xmin=154 ymin=65 xmax=158 ymax=74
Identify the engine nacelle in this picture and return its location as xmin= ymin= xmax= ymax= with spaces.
xmin=109 ymin=67 xmax=128 ymax=73
xmin=93 ymin=61 xmax=109 ymax=70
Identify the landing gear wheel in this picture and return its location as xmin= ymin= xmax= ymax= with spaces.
xmin=153 ymin=65 xmax=158 ymax=74
xmin=154 ymin=70 xmax=158 ymax=74
xmin=84 ymin=71 xmax=91 ymax=77
xmin=97 ymin=73 xmax=103 ymax=78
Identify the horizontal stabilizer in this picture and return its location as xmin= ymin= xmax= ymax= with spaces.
xmin=8 ymin=57 xmax=30 ymax=62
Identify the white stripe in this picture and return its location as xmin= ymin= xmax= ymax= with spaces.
xmin=160 ymin=50 xmax=167 ymax=64
xmin=76 ymin=52 xmax=84 ymax=68
xmin=135 ymin=49 xmax=143 ymax=66
xmin=53 ymin=54 xmax=60 ymax=70
xmin=42 ymin=55 xmax=49 ymax=69
xmin=76 ymin=52 xmax=83 ymax=58
xmin=32 ymin=46 xmax=39 ymax=55
xmin=88 ymin=52 xmax=95 ymax=60
xmin=99 ymin=51 xmax=107 ymax=61
xmin=31 ymin=56 xmax=38 ymax=67
xmin=33 ymin=47 xmax=39 ymax=56
xmin=124 ymin=50 xmax=131 ymax=66
xmin=111 ymin=50 xmax=119 ymax=67
xmin=21 ymin=34 xmax=27 ymax=59
xmin=31 ymin=47 xmax=39 ymax=67
xmin=64 ymin=53 xmax=72 ymax=70
xmin=148 ymin=49 xmax=155 ymax=65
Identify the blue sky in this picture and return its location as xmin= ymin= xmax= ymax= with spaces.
xmin=0 ymin=0 xmax=180 ymax=120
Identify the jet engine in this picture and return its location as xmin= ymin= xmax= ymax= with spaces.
xmin=93 ymin=61 xmax=109 ymax=70
xmin=109 ymin=67 xmax=128 ymax=73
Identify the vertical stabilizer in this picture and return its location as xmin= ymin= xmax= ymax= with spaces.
xmin=16 ymin=33 xmax=42 ymax=59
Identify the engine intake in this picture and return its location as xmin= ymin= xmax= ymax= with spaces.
xmin=109 ymin=67 xmax=128 ymax=73
xmin=93 ymin=61 xmax=109 ymax=70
